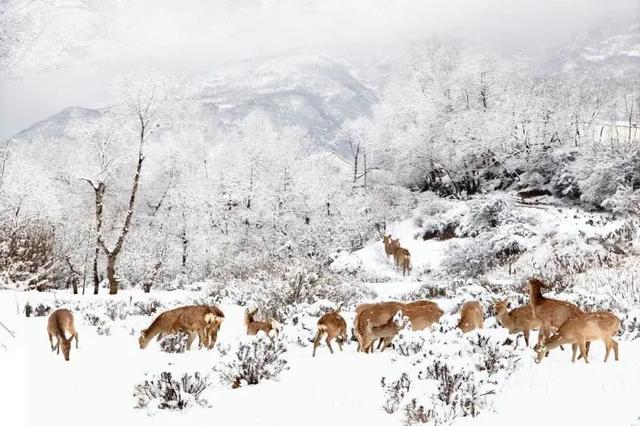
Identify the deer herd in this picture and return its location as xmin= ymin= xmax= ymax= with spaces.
xmin=42 ymin=236 xmax=621 ymax=366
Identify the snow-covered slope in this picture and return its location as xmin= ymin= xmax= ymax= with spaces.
xmin=8 ymin=54 xmax=377 ymax=153
xmin=539 ymin=21 xmax=640 ymax=78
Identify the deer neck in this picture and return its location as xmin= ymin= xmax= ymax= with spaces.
xmin=496 ymin=310 xmax=513 ymax=329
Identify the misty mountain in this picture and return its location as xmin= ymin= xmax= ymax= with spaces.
xmin=538 ymin=21 xmax=640 ymax=78
xmin=10 ymin=55 xmax=378 ymax=153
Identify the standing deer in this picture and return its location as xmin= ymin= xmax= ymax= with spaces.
xmin=457 ymin=301 xmax=484 ymax=333
xmin=139 ymin=305 xmax=224 ymax=350
xmin=312 ymin=304 xmax=347 ymax=357
xmin=382 ymin=234 xmax=395 ymax=259
xmin=47 ymin=309 xmax=78 ymax=361
xmin=534 ymin=311 xmax=620 ymax=364
xmin=528 ymin=278 xmax=582 ymax=346
xmin=390 ymin=238 xmax=411 ymax=277
xmin=245 ymin=308 xmax=280 ymax=338
xmin=494 ymin=299 xmax=541 ymax=347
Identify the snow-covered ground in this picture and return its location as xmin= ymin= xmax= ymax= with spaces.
xmin=2 ymin=203 xmax=640 ymax=426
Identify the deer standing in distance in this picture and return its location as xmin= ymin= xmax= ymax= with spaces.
xmin=528 ymin=278 xmax=583 ymax=346
xmin=47 ymin=309 xmax=78 ymax=361
xmin=494 ymin=298 xmax=541 ymax=347
xmin=245 ymin=308 xmax=280 ymax=338
xmin=457 ymin=301 xmax=484 ymax=333
xmin=382 ymin=234 xmax=395 ymax=259
xmin=312 ymin=304 xmax=347 ymax=357
xmin=535 ymin=311 xmax=620 ymax=364
xmin=390 ymin=238 xmax=412 ymax=277
xmin=139 ymin=305 xmax=224 ymax=350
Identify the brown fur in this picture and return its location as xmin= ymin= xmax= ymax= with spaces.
xmin=528 ymin=278 xmax=583 ymax=345
xmin=357 ymin=300 xmax=443 ymax=353
xmin=245 ymin=308 xmax=279 ymax=338
xmin=494 ymin=299 xmax=541 ymax=347
xmin=312 ymin=305 xmax=348 ymax=357
xmin=535 ymin=311 xmax=620 ymax=363
xmin=390 ymin=239 xmax=411 ymax=277
xmin=47 ymin=309 xmax=78 ymax=361
xmin=139 ymin=305 xmax=224 ymax=350
xmin=457 ymin=301 xmax=484 ymax=333
xmin=382 ymin=234 xmax=395 ymax=258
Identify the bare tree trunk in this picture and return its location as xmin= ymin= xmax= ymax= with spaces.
xmin=106 ymin=254 xmax=117 ymax=295
xmin=98 ymin=114 xmax=147 ymax=295
xmin=82 ymin=180 xmax=105 ymax=295
xmin=353 ymin=145 xmax=359 ymax=185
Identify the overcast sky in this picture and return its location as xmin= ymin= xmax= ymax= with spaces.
xmin=1 ymin=0 xmax=638 ymax=138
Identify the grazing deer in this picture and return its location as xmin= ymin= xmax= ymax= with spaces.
xmin=312 ymin=304 xmax=347 ymax=357
xmin=245 ymin=308 xmax=280 ymax=338
xmin=494 ymin=299 xmax=541 ymax=347
xmin=359 ymin=300 xmax=443 ymax=353
xmin=534 ymin=311 xmax=620 ymax=364
xmin=390 ymin=238 xmax=412 ymax=277
xmin=528 ymin=278 xmax=582 ymax=345
xmin=382 ymin=234 xmax=395 ymax=259
xmin=457 ymin=301 xmax=484 ymax=333
xmin=47 ymin=309 xmax=78 ymax=361
xmin=139 ymin=305 xmax=224 ymax=350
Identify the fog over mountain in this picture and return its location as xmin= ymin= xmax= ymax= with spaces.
xmin=1 ymin=0 xmax=638 ymax=138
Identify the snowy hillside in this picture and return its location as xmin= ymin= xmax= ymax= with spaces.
xmin=539 ymin=21 xmax=640 ymax=78
xmin=2 ymin=194 xmax=640 ymax=425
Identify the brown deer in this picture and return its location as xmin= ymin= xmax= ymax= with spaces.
xmin=312 ymin=304 xmax=347 ymax=357
xmin=528 ymin=278 xmax=582 ymax=345
xmin=382 ymin=234 xmax=395 ymax=259
xmin=139 ymin=305 xmax=224 ymax=350
xmin=245 ymin=308 xmax=280 ymax=338
xmin=457 ymin=301 xmax=484 ymax=333
xmin=359 ymin=300 xmax=443 ymax=353
xmin=534 ymin=311 xmax=620 ymax=364
xmin=390 ymin=238 xmax=411 ymax=276
xmin=47 ymin=309 xmax=78 ymax=361
xmin=354 ymin=301 xmax=404 ymax=352
xmin=494 ymin=299 xmax=541 ymax=347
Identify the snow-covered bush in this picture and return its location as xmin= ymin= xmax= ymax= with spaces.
xmin=134 ymin=371 xmax=210 ymax=410
xmin=160 ymin=332 xmax=190 ymax=353
xmin=457 ymin=195 xmax=514 ymax=238
xmin=382 ymin=328 xmax=523 ymax=425
xmin=105 ymin=301 xmax=129 ymax=321
xmin=442 ymin=240 xmax=494 ymax=277
xmin=24 ymin=302 xmax=51 ymax=317
xmin=215 ymin=335 xmax=288 ymax=388
xmin=329 ymin=251 xmax=363 ymax=276
xmin=381 ymin=372 xmax=412 ymax=414
xmin=83 ymin=312 xmax=106 ymax=327
xmin=134 ymin=299 xmax=163 ymax=316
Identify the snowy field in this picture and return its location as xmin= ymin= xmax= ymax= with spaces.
xmin=2 ymin=208 xmax=640 ymax=426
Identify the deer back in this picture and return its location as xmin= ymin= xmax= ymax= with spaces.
xmin=457 ymin=301 xmax=484 ymax=332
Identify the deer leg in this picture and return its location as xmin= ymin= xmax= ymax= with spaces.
xmin=186 ymin=332 xmax=195 ymax=350
xmin=312 ymin=330 xmax=323 ymax=357
xmin=337 ymin=334 xmax=344 ymax=352
xmin=523 ymin=329 xmax=530 ymax=348
xmin=326 ymin=336 xmax=334 ymax=354
xmin=376 ymin=338 xmax=385 ymax=350
xmin=571 ymin=344 xmax=578 ymax=362
xmin=604 ymin=338 xmax=612 ymax=362
xmin=74 ymin=332 xmax=79 ymax=349
xmin=612 ymin=338 xmax=619 ymax=361
xmin=49 ymin=333 xmax=54 ymax=351
xmin=578 ymin=340 xmax=589 ymax=364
